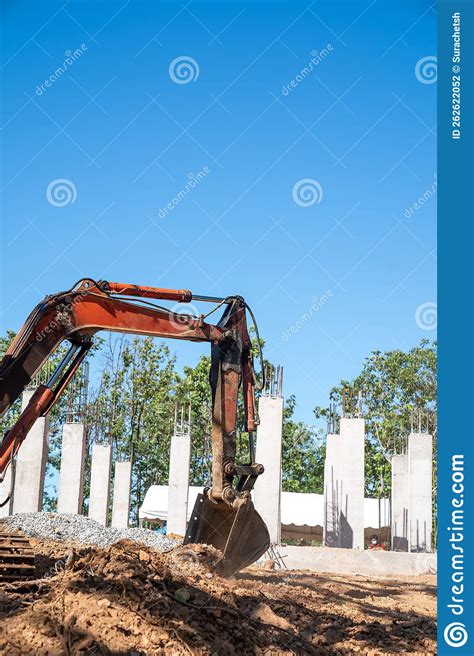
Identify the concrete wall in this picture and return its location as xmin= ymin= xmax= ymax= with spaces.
xmin=57 ymin=423 xmax=86 ymax=515
xmin=280 ymin=545 xmax=436 ymax=577
xmin=111 ymin=460 xmax=132 ymax=529
xmin=167 ymin=433 xmax=191 ymax=537
xmin=408 ymin=433 xmax=433 ymax=552
xmin=323 ymin=418 xmax=365 ymax=549
xmin=254 ymin=395 xmax=284 ymax=544
xmin=12 ymin=389 xmax=49 ymax=514
xmin=88 ymin=443 xmax=112 ymax=526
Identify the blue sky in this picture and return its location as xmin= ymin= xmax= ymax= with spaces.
xmin=1 ymin=0 xmax=436 ymax=425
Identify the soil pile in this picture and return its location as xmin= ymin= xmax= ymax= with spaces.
xmin=0 ymin=538 xmax=436 ymax=655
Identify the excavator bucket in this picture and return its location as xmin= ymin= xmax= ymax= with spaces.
xmin=184 ymin=493 xmax=270 ymax=577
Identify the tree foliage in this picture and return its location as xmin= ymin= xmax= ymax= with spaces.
xmin=281 ymin=396 xmax=325 ymax=493
xmin=1 ymin=328 xmax=437 ymax=520
xmin=315 ymin=339 xmax=437 ymax=496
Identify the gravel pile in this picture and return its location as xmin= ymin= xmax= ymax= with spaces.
xmin=0 ymin=512 xmax=180 ymax=551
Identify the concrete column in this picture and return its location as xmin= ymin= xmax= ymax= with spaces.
xmin=12 ymin=389 xmax=49 ymax=514
xmin=323 ymin=433 xmax=340 ymax=546
xmin=253 ymin=394 xmax=284 ymax=544
xmin=323 ymin=418 xmax=365 ymax=549
xmin=88 ymin=443 xmax=112 ymax=525
xmin=408 ymin=433 xmax=433 ymax=552
xmin=340 ymin=418 xmax=365 ymax=549
xmin=0 ymin=468 xmax=13 ymax=517
xmin=167 ymin=433 xmax=191 ymax=537
xmin=391 ymin=454 xmax=409 ymax=551
xmin=111 ymin=460 xmax=132 ymax=528
xmin=57 ymin=423 xmax=86 ymax=514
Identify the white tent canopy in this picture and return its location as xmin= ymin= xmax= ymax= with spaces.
xmin=139 ymin=485 xmax=202 ymax=522
xmin=139 ymin=485 xmax=390 ymax=527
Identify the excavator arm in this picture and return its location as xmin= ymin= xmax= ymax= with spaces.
xmin=0 ymin=279 xmax=270 ymax=575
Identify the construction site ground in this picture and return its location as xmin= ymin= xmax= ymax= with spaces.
xmin=0 ymin=537 xmax=436 ymax=655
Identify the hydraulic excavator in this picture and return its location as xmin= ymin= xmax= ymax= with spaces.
xmin=0 ymin=278 xmax=270 ymax=579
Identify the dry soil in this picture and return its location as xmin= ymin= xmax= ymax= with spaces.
xmin=0 ymin=538 xmax=436 ymax=655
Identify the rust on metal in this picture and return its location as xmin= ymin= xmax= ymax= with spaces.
xmin=0 ymin=278 xmax=267 ymax=576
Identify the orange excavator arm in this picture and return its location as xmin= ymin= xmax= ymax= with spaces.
xmin=0 ymin=278 xmax=269 ymax=575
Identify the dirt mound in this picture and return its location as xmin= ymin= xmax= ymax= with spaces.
xmin=0 ymin=538 xmax=436 ymax=655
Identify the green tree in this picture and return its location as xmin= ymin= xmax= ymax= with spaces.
xmin=281 ymin=395 xmax=325 ymax=493
xmin=175 ymin=351 xmax=327 ymax=494
xmin=175 ymin=355 xmax=213 ymax=486
xmin=0 ymin=330 xmax=98 ymax=510
xmin=315 ymin=339 xmax=437 ymax=496
xmin=90 ymin=335 xmax=178 ymax=522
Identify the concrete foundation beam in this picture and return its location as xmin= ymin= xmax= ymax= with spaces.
xmin=12 ymin=389 xmax=49 ymax=514
xmin=88 ymin=443 xmax=112 ymax=526
xmin=280 ymin=545 xmax=436 ymax=577
xmin=254 ymin=394 xmax=284 ymax=544
xmin=111 ymin=460 xmax=132 ymax=528
xmin=323 ymin=418 xmax=365 ymax=549
xmin=57 ymin=423 xmax=86 ymax=515
xmin=167 ymin=433 xmax=191 ymax=537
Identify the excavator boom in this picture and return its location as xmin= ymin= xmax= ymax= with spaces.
xmin=0 ymin=279 xmax=270 ymax=576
